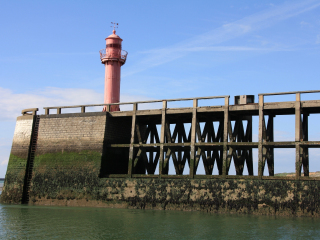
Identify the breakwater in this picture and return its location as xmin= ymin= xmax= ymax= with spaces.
xmin=1 ymin=92 xmax=320 ymax=216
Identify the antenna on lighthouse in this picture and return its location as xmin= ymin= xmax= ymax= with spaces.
xmin=111 ymin=22 xmax=118 ymax=31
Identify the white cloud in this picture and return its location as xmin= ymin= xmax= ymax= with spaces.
xmin=0 ymin=87 xmax=156 ymax=121
xmin=123 ymin=0 xmax=320 ymax=77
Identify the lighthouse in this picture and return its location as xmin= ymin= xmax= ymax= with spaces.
xmin=99 ymin=23 xmax=128 ymax=112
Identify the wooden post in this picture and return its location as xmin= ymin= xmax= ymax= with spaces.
xmin=246 ymin=116 xmax=254 ymax=175
xmin=57 ymin=108 xmax=61 ymax=114
xmin=266 ymin=115 xmax=274 ymax=176
xmin=302 ymin=113 xmax=309 ymax=176
xmin=159 ymin=100 xmax=167 ymax=177
xmin=81 ymin=106 xmax=85 ymax=113
xmin=189 ymin=99 xmax=197 ymax=178
xmin=258 ymin=95 xmax=264 ymax=178
xmin=222 ymin=96 xmax=229 ymax=177
xmin=128 ymin=103 xmax=137 ymax=178
xmin=45 ymin=108 xmax=49 ymax=115
xmin=295 ymin=93 xmax=301 ymax=180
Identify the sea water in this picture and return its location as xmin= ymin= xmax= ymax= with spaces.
xmin=0 ymin=202 xmax=319 ymax=239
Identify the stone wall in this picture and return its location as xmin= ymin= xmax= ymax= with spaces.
xmin=36 ymin=113 xmax=107 ymax=155
xmin=1 ymin=115 xmax=34 ymax=203
xmin=1 ymin=112 xmax=132 ymax=204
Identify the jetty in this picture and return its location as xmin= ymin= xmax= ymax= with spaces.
xmin=1 ymin=90 xmax=320 ymax=216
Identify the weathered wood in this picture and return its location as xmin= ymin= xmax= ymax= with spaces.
xmin=266 ymin=115 xmax=274 ymax=176
xmin=40 ymin=92 xmax=320 ymax=178
xmin=295 ymin=93 xmax=301 ymax=180
xmin=222 ymin=97 xmax=229 ymax=177
xmin=163 ymin=148 xmax=171 ymax=173
xmin=159 ymin=101 xmax=167 ymax=174
xmin=136 ymin=110 xmax=162 ymax=116
xmin=264 ymin=102 xmax=295 ymax=110
xmin=302 ymin=113 xmax=309 ymax=176
xmin=128 ymin=103 xmax=137 ymax=177
xmin=189 ymin=99 xmax=197 ymax=177
xmin=246 ymin=117 xmax=254 ymax=175
xmin=133 ymin=148 xmax=143 ymax=168
xmin=258 ymin=95 xmax=264 ymax=178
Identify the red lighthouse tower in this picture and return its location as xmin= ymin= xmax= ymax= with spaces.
xmin=100 ymin=22 xmax=128 ymax=112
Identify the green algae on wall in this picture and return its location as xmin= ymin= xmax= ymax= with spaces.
xmin=1 ymin=116 xmax=34 ymax=204
xmin=30 ymin=151 xmax=101 ymax=201
xmin=1 ymin=154 xmax=28 ymax=203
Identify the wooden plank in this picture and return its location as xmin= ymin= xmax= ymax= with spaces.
xmin=222 ymin=97 xmax=229 ymax=177
xmin=197 ymin=106 xmax=224 ymax=113
xmin=189 ymin=99 xmax=197 ymax=178
xmin=301 ymin=100 xmax=320 ymax=108
xmin=267 ymin=116 xmax=274 ymax=176
xmin=302 ymin=113 xmax=309 ymax=176
xmin=264 ymin=102 xmax=295 ymax=110
xmin=295 ymin=93 xmax=301 ymax=180
xmin=163 ymin=148 xmax=171 ymax=171
xmin=136 ymin=110 xmax=162 ymax=116
xmin=159 ymin=101 xmax=167 ymax=175
xmin=109 ymin=111 xmax=133 ymax=117
xmin=128 ymin=103 xmax=137 ymax=177
xmin=258 ymin=95 xmax=264 ymax=178
xmin=133 ymin=148 xmax=143 ymax=168
xmin=135 ymin=122 xmax=142 ymax=144
xmin=166 ymin=108 xmax=193 ymax=114
xmin=228 ymin=104 xmax=259 ymax=111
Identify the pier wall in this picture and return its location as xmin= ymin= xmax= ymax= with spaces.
xmin=1 ymin=116 xmax=34 ymax=203
xmin=1 ymin=113 xmax=132 ymax=203
xmin=29 ymin=177 xmax=320 ymax=217
xmin=2 ymin=91 xmax=320 ymax=216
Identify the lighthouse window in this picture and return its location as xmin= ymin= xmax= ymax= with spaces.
xmin=107 ymin=44 xmax=121 ymax=49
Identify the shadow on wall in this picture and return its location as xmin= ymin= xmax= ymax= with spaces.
xmin=99 ymin=114 xmax=132 ymax=176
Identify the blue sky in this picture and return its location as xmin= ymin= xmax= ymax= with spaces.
xmin=1 ymin=0 xmax=320 ymax=177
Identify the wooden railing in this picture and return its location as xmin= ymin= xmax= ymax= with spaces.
xmin=38 ymin=90 xmax=320 ymax=180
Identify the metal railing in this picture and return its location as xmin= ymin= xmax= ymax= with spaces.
xmin=99 ymin=48 xmax=128 ymax=63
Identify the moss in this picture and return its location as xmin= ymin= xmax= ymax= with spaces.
xmin=34 ymin=150 xmax=101 ymax=168
xmin=0 ymin=154 xmax=28 ymax=204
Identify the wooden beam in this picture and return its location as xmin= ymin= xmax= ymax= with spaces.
xmin=302 ymin=113 xmax=309 ymax=176
xmin=189 ymin=99 xmax=197 ymax=177
xmin=159 ymin=100 xmax=167 ymax=176
xmin=258 ymin=94 xmax=264 ymax=178
xmin=295 ymin=93 xmax=301 ymax=180
xmin=266 ymin=115 xmax=274 ymax=176
xmin=128 ymin=103 xmax=137 ymax=177
xmin=222 ymin=96 xmax=229 ymax=177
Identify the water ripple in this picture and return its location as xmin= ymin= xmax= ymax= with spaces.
xmin=0 ymin=204 xmax=319 ymax=239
